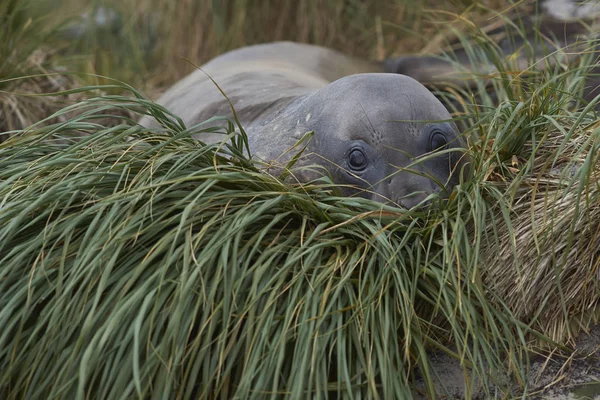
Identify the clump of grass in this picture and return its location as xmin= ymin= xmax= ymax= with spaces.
xmin=0 ymin=88 xmax=536 ymax=399
xmin=428 ymin=5 xmax=600 ymax=343
xmin=483 ymin=119 xmax=600 ymax=341
xmin=475 ymin=82 xmax=600 ymax=341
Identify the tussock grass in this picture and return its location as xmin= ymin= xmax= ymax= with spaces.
xmin=477 ymin=88 xmax=600 ymax=341
xmin=432 ymin=10 xmax=600 ymax=343
xmin=0 ymin=91 xmax=536 ymax=399
xmin=1 ymin=0 xmax=600 ymax=398
xmin=2 ymin=44 xmax=597 ymax=395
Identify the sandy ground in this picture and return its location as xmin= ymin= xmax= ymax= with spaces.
xmin=533 ymin=325 xmax=600 ymax=400
xmin=414 ymin=325 xmax=600 ymax=399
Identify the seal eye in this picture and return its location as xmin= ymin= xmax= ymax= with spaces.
xmin=430 ymin=131 xmax=448 ymax=152
xmin=348 ymin=148 xmax=368 ymax=171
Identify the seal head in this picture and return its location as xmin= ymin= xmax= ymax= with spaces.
xmin=252 ymin=73 xmax=468 ymax=208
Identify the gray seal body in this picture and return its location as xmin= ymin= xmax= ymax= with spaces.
xmin=140 ymin=42 xmax=469 ymax=208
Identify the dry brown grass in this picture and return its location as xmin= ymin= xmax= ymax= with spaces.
xmin=483 ymin=119 xmax=600 ymax=343
xmin=0 ymin=51 xmax=83 ymax=140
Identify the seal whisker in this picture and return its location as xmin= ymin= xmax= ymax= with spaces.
xmin=356 ymin=101 xmax=383 ymax=146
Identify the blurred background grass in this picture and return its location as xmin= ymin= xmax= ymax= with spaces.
xmin=9 ymin=0 xmax=512 ymax=89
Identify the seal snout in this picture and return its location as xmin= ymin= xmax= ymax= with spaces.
xmin=378 ymin=172 xmax=439 ymax=209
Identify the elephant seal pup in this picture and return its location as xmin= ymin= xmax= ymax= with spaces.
xmin=140 ymin=42 xmax=468 ymax=208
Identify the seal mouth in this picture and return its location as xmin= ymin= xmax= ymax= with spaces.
xmin=376 ymin=170 xmax=446 ymax=209
xmin=394 ymin=191 xmax=430 ymax=209
xmin=363 ymin=183 xmax=438 ymax=209
xmin=391 ymin=186 xmax=445 ymax=209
